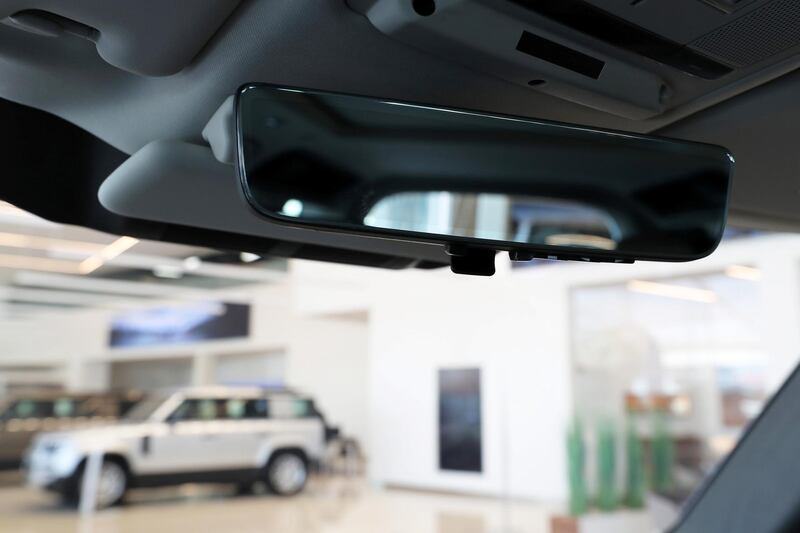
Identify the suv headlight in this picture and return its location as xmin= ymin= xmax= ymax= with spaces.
xmin=42 ymin=442 xmax=62 ymax=454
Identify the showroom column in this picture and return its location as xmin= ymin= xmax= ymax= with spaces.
xmin=191 ymin=351 xmax=215 ymax=386
xmin=64 ymin=359 xmax=110 ymax=392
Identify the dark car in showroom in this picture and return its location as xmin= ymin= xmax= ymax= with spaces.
xmin=0 ymin=391 xmax=143 ymax=470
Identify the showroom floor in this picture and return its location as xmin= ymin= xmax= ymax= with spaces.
xmin=0 ymin=476 xmax=554 ymax=533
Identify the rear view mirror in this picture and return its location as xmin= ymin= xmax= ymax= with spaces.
xmin=235 ymin=84 xmax=733 ymax=275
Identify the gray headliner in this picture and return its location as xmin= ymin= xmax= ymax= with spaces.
xmin=3 ymin=0 xmax=774 ymax=153
xmin=1 ymin=0 xmax=799 ymax=232
xmin=0 ymin=0 xmax=611 ymax=155
xmin=660 ymin=69 xmax=800 ymax=226
xmin=0 ymin=0 xmax=240 ymax=76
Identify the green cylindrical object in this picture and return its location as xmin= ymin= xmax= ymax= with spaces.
xmin=624 ymin=416 xmax=646 ymax=508
xmin=651 ymin=410 xmax=674 ymax=492
xmin=596 ymin=421 xmax=617 ymax=511
xmin=566 ymin=417 xmax=588 ymax=516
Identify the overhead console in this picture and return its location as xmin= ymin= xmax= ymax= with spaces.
xmin=348 ymin=0 xmax=800 ymax=120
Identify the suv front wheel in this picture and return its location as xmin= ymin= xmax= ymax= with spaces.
xmin=265 ymin=451 xmax=308 ymax=496
xmin=68 ymin=458 xmax=128 ymax=509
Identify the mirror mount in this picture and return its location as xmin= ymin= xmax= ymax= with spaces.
xmin=509 ymin=251 xmax=536 ymax=262
xmin=202 ymin=95 xmax=236 ymax=165
xmin=446 ymin=245 xmax=496 ymax=276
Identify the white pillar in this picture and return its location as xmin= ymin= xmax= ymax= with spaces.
xmin=64 ymin=360 xmax=110 ymax=392
xmin=755 ymin=253 xmax=800 ymax=394
xmin=191 ymin=351 xmax=215 ymax=386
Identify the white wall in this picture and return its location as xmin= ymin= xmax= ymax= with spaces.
xmin=365 ymin=269 xmax=571 ymax=503
xmin=286 ymin=315 xmax=369 ymax=448
xmin=110 ymin=357 xmax=193 ymax=390
xmin=213 ymin=351 xmax=286 ymax=385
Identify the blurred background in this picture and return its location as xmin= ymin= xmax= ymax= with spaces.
xmin=0 ymin=200 xmax=798 ymax=533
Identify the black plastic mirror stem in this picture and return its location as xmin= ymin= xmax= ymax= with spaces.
xmin=446 ymin=245 xmax=496 ymax=276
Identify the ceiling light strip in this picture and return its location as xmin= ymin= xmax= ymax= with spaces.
xmin=78 ymin=236 xmax=139 ymax=274
xmin=0 ymin=231 xmax=105 ymax=255
xmin=725 ymin=264 xmax=761 ymax=281
xmin=13 ymin=271 xmax=250 ymax=302
xmin=0 ymin=253 xmax=81 ymax=274
xmin=627 ymin=279 xmax=718 ymax=303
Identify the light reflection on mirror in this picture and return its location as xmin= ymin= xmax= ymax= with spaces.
xmin=280 ymin=198 xmax=304 ymax=218
xmin=364 ymin=192 xmax=620 ymax=250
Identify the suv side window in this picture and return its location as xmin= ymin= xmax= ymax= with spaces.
xmin=9 ymin=399 xmax=44 ymax=419
xmin=117 ymin=400 xmax=139 ymax=416
xmin=227 ymin=399 xmax=268 ymax=419
xmin=167 ymin=397 xmax=312 ymax=421
xmin=53 ymin=399 xmax=79 ymax=417
xmin=169 ymin=399 xmax=225 ymax=422
xmin=3 ymin=398 xmax=81 ymax=420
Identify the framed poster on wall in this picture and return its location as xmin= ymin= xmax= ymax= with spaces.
xmin=438 ymin=367 xmax=482 ymax=473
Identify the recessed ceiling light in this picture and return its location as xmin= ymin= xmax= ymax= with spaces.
xmin=240 ymin=252 xmax=261 ymax=263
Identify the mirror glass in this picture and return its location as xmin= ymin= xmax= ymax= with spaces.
xmin=237 ymin=84 xmax=733 ymax=262
xmin=362 ymin=192 xmax=619 ymax=250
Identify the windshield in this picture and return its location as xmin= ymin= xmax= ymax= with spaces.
xmin=122 ymin=395 xmax=169 ymax=422
xmin=0 ymin=200 xmax=794 ymax=533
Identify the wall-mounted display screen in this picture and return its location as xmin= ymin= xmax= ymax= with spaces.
xmin=109 ymin=302 xmax=250 ymax=348
xmin=438 ymin=367 xmax=482 ymax=473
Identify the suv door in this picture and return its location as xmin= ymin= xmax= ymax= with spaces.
xmin=215 ymin=397 xmax=271 ymax=469
xmin=138 ymin=398 xmax=265 ymax=476
xmin=137 ymin=398 xmax=223 ymax=475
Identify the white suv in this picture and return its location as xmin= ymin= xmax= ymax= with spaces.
xmin=25 ymin=387 xmax=329 ymax=508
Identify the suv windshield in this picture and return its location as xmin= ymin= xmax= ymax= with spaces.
xmin=122 ymin=395 xmax=168 ymax=422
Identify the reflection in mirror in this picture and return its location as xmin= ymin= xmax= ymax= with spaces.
xmin=237 ymin=84 xmax=733 ymax=264
xmin=364 ymin=192 xmax=620 ymax=250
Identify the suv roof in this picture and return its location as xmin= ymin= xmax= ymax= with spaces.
xmin=164 ymin=386 xmax=307 ymax=400
xmin=3 ymin=390 xmax=143 ymax=401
